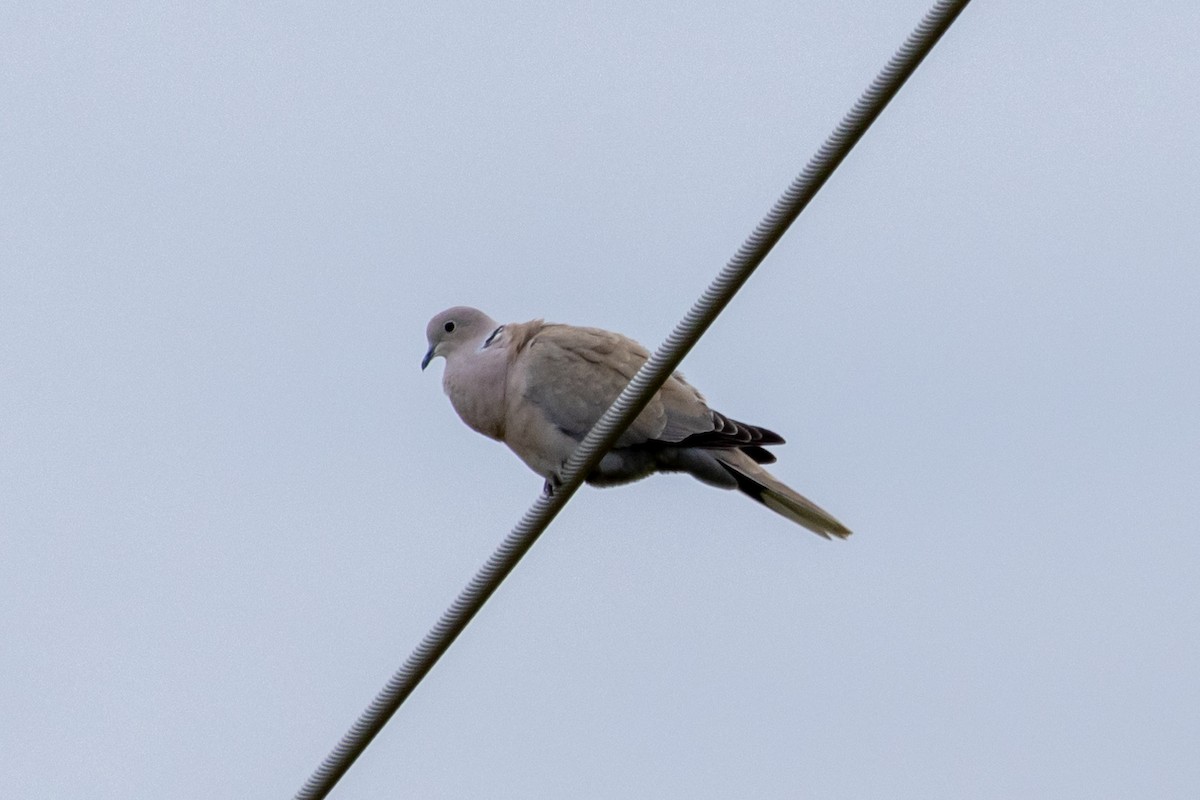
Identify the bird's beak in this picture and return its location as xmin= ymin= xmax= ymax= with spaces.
xmin=421 ymin=347 xmax=435 ymax=371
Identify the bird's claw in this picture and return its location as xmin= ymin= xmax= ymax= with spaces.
xmin=543 ymin=471 xmax=564 ymax=496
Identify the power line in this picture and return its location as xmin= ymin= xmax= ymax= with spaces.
xmin=294 ymin=1 xmax=972 ymax=796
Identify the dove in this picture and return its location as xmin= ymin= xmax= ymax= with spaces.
xmin=422 ymin=306 xmax=851 ymax=539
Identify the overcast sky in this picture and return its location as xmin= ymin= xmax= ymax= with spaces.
xmin=3 ymin=2 xmax=1199 ymax=798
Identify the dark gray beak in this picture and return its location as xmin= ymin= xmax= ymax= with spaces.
xmin=421 ymin=347 xmax=434 ymax=371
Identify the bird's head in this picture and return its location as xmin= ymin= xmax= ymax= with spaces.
xmin=422 ymin=306 xmax=498 ymax=370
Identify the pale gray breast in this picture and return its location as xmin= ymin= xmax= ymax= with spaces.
xmin=442 ymin=345 xmax=510 ymax=441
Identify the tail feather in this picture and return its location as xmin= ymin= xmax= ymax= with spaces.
xmin=717 ymin=451 xmax=851 ymax=539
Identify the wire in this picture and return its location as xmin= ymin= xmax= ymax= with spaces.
xmin=294 ymin=1 xmax=971 ymax=796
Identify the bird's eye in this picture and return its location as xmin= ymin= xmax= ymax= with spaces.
xmin=444 ymin=321 xmax=456 ymax=333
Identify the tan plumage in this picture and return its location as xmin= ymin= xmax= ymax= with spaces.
xmin=423 ymin=306 xmax=850 ymax=539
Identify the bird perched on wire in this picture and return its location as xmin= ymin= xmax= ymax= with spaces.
xmin=422 ymin=306 xmax=850 ymax=539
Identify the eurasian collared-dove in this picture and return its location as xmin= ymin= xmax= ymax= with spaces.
xmin=422 ymin=307 xmax=851 ymax=539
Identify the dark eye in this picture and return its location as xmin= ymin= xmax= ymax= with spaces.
xmin=444 ymin=321 xmax=456 ymax=333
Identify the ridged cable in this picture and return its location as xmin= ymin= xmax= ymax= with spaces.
xmin=295 ymin=1 xmax=971 ymax=796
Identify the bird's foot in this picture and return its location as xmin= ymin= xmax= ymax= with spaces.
xmin=542 ymin=471 xmax=564 ymax=496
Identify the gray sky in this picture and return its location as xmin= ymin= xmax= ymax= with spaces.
xmin=3 ymin=2 xmax=1199 ymax=798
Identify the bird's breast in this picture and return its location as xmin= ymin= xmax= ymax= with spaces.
xmin=442 ymin=350 xmax=508 ymax=441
